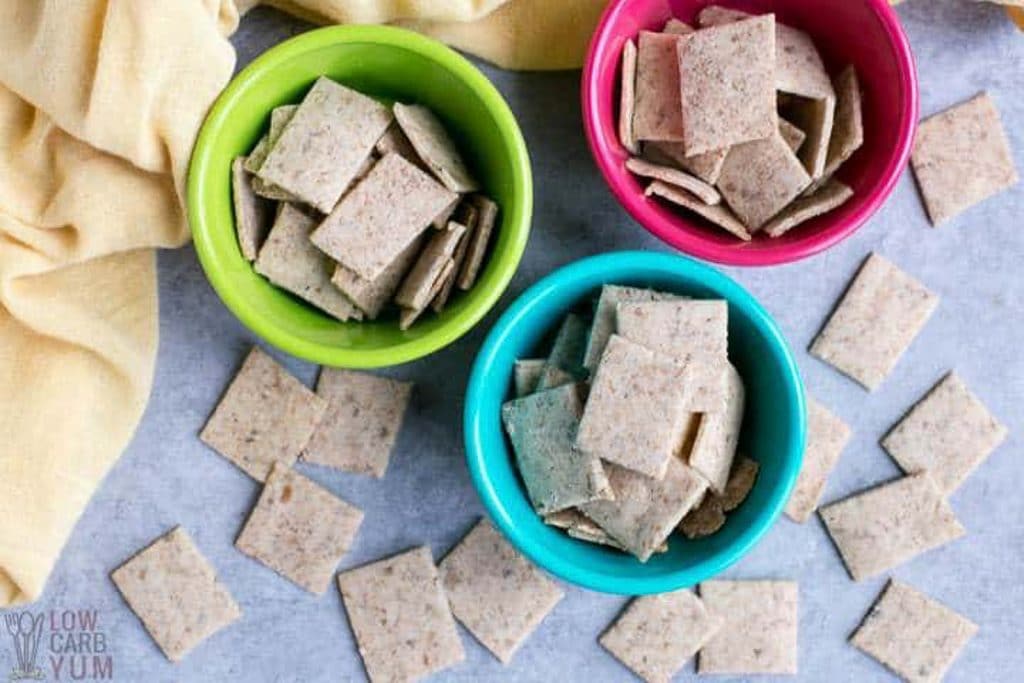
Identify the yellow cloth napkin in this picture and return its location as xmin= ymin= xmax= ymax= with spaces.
xmin=0 ymin=0 xmax=605 ymax=606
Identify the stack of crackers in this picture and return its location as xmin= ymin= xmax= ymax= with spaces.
xmin=231 ymin=76 xmax=498 ymax=328
xmin=619 ymin=7 xmax=863 ymax=239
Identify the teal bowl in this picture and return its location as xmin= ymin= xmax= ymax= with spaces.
xmin=464 ymin=251 xmax=806 ymax=594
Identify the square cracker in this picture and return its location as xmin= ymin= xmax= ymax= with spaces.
xmin=644 ymin=141 xmax=729 ymax=186
xmin=882 ymin=372 xmax=1007 ymax=495
xmin=618 ymin=39 xmax=639 ymax=154
xmin=394 ymin=102 xmax=478 ymax=193
xmin=254 ymin=204 xmax=364 ymax=322
xmin=200 ymin=346 xmax=327 ymax=482
xmin=784 ymin=396 xmax=851 ymax=523
xmin=676 ymin=15 xmax=777 ymax=155
xmin=580 ymin=458 xmax=707 ymax=562
xmin=810 ymin=253 xmax=939 ymax=390
xmin=440 ymin=519 xmax=564 ymax=664
xmin=763 ymin=178 xmax=853 ymax=237
xmin=303 ymin=368 xmax=413 ymax=478
xmin=717 ymin=131 xmax=812 ymax=230
xmin=625 ymin=157 xmax=721 ymax=204
xmin=818 ymin=472 xmax=965 ymax=581
xmin=457 ymin=193 xmax=499 ymax=290
xmin=232 ymin=157 xmax=274 ymax=261
xmin=236 ymin=463 xmax=363 ymax=594
xmin=258 ymin=78 xmax=392 ymax=213
xmin=851 ymin=579 xmax=978 ymax=683
xmin=576 ymin=335 xmax=693 ymax=479
xmin=111 ymin=527 xmax=241 ymax=662
xmin=331 ymin=234 xmax=424 ymax=320
xmin=634 ymin=31 xmax=686 ymax=141
xmin=781 ymin=93 xmax=836 ymax=179
xmin=395 ymin=222 xmax=467 ymax=310
xmin=698 ymin=580 xmax=798 ymax=675
xmin=582 ymin=285 xmax=679 ymax=373
xmin=311 ymin=152 xmax=457 ymax=280
xmin=911 ymin=92 xmax=1018 ymax=225
xmin=823 ymin=65 xmax=864 ymax=177
xmin=502 ymin=383 xmax=612 ymax=514
xmin=646 ymin=181 xmax=752 ymax=241
xmin=600 ymin=590 xmax=721 ymax=683
xmin=513 ymin=358 xmax=545 ymax=398
xmin=688 ymin=364 xmax=745 ymax=494
xmin=337 ymin=547 xmax=464 ymax=683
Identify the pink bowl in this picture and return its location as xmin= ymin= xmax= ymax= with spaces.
xmin=582 ymin=0 xmax=918 ymax=266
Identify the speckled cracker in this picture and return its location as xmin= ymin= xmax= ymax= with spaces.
xmin=717 ymin=131 xmax=812 ymax=230
xmin=537 ymin=313 xmax=589 ymax=390
xmin=582 ymin=285 xmax=677 ymax=373
xmin=111 ymin=527 xmax=241 ymax=662
xmin=882 ymin=372 xmax=1007 ymax=495
xmin=810 ymin=253 xmax=939 ymax=390
xmin=784 ymin=397 xmax=851 ymax=523
xmin=503 ymin=383 xmax=612 ymax=514
xmin=677 ymin=15 xmax=777 ymax=155
xmin=440 ymin=519 xmax=564 ymax=663
xmin=819 ymin=472 xmax=965 ymax=581
xmin=254 ymin=204 xmax=364 ymax=322
xmin=258 ymin=78 xmax=392 ymax=213
xmin=679 ymin=455 xmax=758 ymax=538
xmin=626 ymin=157 xmax=721 ymax=204
xmin=662 ymin=18 xmax=694 ymax=34
xmin=399 ymin=259 xmax=453 ymax=330
xmin=232 ymin=157 xmax=274 ymax=261
xmin=678 ymin=495 xmax=727 ymax=539
xmin=619 ymin=39 xmax=639 ymax=154
xmin=696 ymin=5 xmax=751 ymax=26
xmin=634 ymin=31 xmax=686 ymax=141
xmin=433 ymin=208 xmax=477 ymax=312
xmin=394 ymin=103 xmax=478 ymax=193
xmin=581 ymin=458 xmax=707 ymax=562
xmin=311 ymin=153 xmax=456 ymax=280
xmin=823 ymin=65 xmax=864 ymax=177
xmin=763 ymin=178 xmax=853 ymax=237
xmin=457 ymin=193 xmax=498 ymax=290
xmin=544 ymin=509 xmax=625 ymax=550
xmin=646 ymin=181 xmax=752 ymax=240
xmin=782 ymin=93 xmax=836 ymax=179
xmin=395 ymin=222 xmax=466 ymax=310
xmin=688 ymin=364 xmax=745 ymax=493
xmin=331 ymin=235 xmax=424 ymax=319
xmin=200 ymin=347 xmax=327 ymax=482
xmin=719 ymin=455 xmax=759 ymax=511
xmin=375 ymin=121 xmax=425 ymax=169
xmin=644 ymin=141 xmax=729 ymax=185
xmin=513 ymin=359 xmax=545 ymax=398
xmin=236 ymin=463 xmax=363 ymax=593
xmin=337 ymin=547 xmax=464 ymax=683
xmin=244 ymin=104 xmax=297 ymax=174
xmin=303 ymin=368 xmax=413 ymax=478
xmin=911 ymin=92 xmax=1018 ymax=225
xmin=698 ymin=580 xmax=798 ymax=675
xmin=779 ymin=118 xmax=806 ymax=153
xmin=600 ymin=590 xmax=721 ymax=683
xmin=576 ymin=335 xmax=693 ymax=479
xmin=851 ymin=580 xmax=978 ymax=683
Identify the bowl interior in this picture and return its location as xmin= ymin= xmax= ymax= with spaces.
xmin=465 ymin=252 xmax=806 ymax=594
xmin=583 ymin=0 xmax=916 ymax=265
xmin=189 ymin=26 xmax=531 ymax=367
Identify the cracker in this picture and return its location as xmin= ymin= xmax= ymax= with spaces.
xmin=626 ymin=157 xmax=721 ymax=204
xmin=582 ymin=285 xmax=678 ymax=373
xmin=513 ymin=359 xmax=546 ymax=398
xmin=303 ymin=368 xmax=413 ymax=478
xmin=537 ymin=313 xmax=589 ymax=390
xmin=456 ymin=193 xmax=498 ymax=290
xmin=678 ymin=495 xmax=727 ymax=539
xmin=662 ymin=18 xmax=694 ymax=34
xmin=784 ymin=396 xmax=851 ymax=523
xmin=717 ymin=131 xmax=812 ymax=230
xmin=688 ymin=364 xmax=745 ymax=493
xmin=399 ymin=259 xmax=453 ymax=330
xmin=781 ymin=93 xmax=836 ymax=179
xmin=503 ymin=383 xmax=612 ymax=514
xmin=394 ymin=103 xmax=478 ymax=193
xmin=440 ymin=519 xmax=564 ymax=664
xmin=544 ymin=509 xmax=625 ymax=549
xmin=851 ymin=580 xmax=978 ymax=683
xmin=337 ymin=547 xmax=464 ymax=682
xmin=679 ymin=455 xmax=758 ymax=537
xmin=258 ymin=78 xmax=393 ymax=213
xmin=779 ymin=118 xmax=806 ymax=153
xmin=810 ymin=253 xmax=939 ymax=390
xmin=634 ymin=31 xmax=686 ymax=141
xmin=774 ymin=24 xmax=834 ymax=99
xmin=646 ymin=181 xmax=752 ymax=240
xmin=619 ymin=39 xmax=639 ymax=154
xmin=882 ymin=372 xmax=1007 ymax=495
xmin=698 ymin=580 xmax=798 ymax=675
xmin=432 ymin=196 xmax=461 ymax=230
xmin=232 ymin=157 xmax=274 ymax=261
xmin=374 ymin=121 xmax=425 ymax=169
xmin=576 ymin=335 xmax=693 ymax=479
xmin=580 ymin=458 xmax=707 ymax=562
xmin=244 ymin=104 xmax=297 ymax=174
xmin=251 ymin=176 xmax=300 ymax=202
xmin=818 ymin=472 xmax=965 ymax=581
xmin=567 ymin=525 xmax=627 ymax=549
xmin=111 ymin=527 xmax=241 ymax=662
xmin=696 ymin=5 xmax=752 ymax=26
xmin=763 ymin=178 xmax=853 ymax=237
xmin=395 ymin=222 xmax=467 ymax=310
xmin=643 ymin=141 xmax=729 ymax=185
xmin=254 ymin=204 xmax=364 ymax=322
xmin=236 ymin=463 xmax=363 ymax=593
xmin=718 ymin=455 xmax=759 ymax=511
xmin=823 ymin=65 xmax=864 ymax=177
xmin=311 ymin=152 xmax=457 ymax=280
xmin=200 ymin=346 xmax=327 ymax=482
xmin=676 ymin=15 xmax=777 ymax=155
xmin=911 ymin=92 xmax=1018 ymax=225
xmin=432 ymin=210 xmax=477 ymax=312
xmin=331 ymin=234 xmax=424 ymax=320
xmin=600 ymin=590 xmax=721 ymax=683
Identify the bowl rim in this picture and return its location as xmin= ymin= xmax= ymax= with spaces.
xmin=580 ymin=0 xmax=919 ymax=267
xmin=464 ymin=250 xmax=807 ymax=594
xmin=187 ymin=24 xmax=533 ymax=368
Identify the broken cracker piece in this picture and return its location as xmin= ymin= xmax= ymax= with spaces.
xmin=634 ymin=31 xmax=686 ymax=141
xmin=698 ymin=580 xmax=798 ymax=675
xmin=646 ymin=181 xmax=751 ymax=241
xmin=784 ymin=396 xmax=851 ymax=523
xmin=626 ymin=157 xmax=721 ymax=204
xmin=763 ymin=178 xmax=853 ymax=237
xmin=717 ymin=131 xmax=812 ymax=231
xmin=619 ymin=39 xmax=639 ymax=154
xmin=394 ymin=102 xmax=478 ymax=193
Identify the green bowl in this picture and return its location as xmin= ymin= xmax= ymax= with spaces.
xmin=188 ymin=25 xmax=533 ymax=367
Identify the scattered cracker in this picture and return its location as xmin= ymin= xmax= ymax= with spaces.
xmin=779 ymin=118 xmax=807 ymax=153
xmin=882 ymin=372 xmax=1007 ymax=495
xmin=662 ymin=18 xmax=694 ymax=34
xmin=537 ymin=313 xmax=589 ymax=390
xmin=634 ymin=31 xmax=686 ymax=141
xmin=646 ymin=181 xmax=752 ymax=241
xmin=688 ymin=364 xmax=745 ymax=493
xmin=717 ymin=131 xmax=812 ymax=230
xmin=513 ymin=359 xmax=546 ymax=398
xmin=395 ymin=222 xmax=467 ymax=310
xmin=394 ymin=102 xmax=479 ymax=193
xmin=911 ymin=92 xmax=1018 ymax=225
xmin=823 ymin=65 xmax=864 ymax=177
xmin=698 ymin=580 xmax=798 ymax=675
xmin=200 ymin=347 xmax=327 ymax=482
xmin=600 ymin=590 xmax=721 ymax=683
xmin=303 ymin=368 xmax=413 ymax=478
xmin=582 ymin=285 xmax=678 ymax=373
xmin=763 ymin=178 xmax=854 ymax=237
xmin=626 ymin=157 xmax=721 ymax=204
xmin=784 ymin=397 xmax=851 ymax=523
xmin=619 ymin=39 xmax=639 ymax=154
xmin=782 ymin=93 xmax=836 ymax=179
xmin=440 ymin=519 xmax=564 ymax=664
xmin=111 ymin=527 xmax=241 ymax=662
xmin=337 ymin=547 xmax=464 ymax=683
xmin=232 ymin=157 xmax=274 ymax=261
xmin=244 ymin=104 xmax=297 ymax=174
xmin=457 ymin=194 xmax=499 ymax=290
xmin=235 ymin=463 xmax=363 ymax=594
xmin=331 ymin=234 xmax=425 ymax=319
xmin=851 ymin=579 xmax=978 ymax=683
xmin=810 ymin=253 xmax=939 ymax=390
xmin=643 ymin=141 xmax=729 ymax=185
xmin=818 ymin=472 xmax=965 ymax=581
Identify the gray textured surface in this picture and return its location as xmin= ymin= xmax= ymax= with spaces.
xmin=19 ymin=2 xmax=1023 ymax=681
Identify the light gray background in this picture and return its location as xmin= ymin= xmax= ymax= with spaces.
xmin=17 ymin=1 xmax=1024 ymax=681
